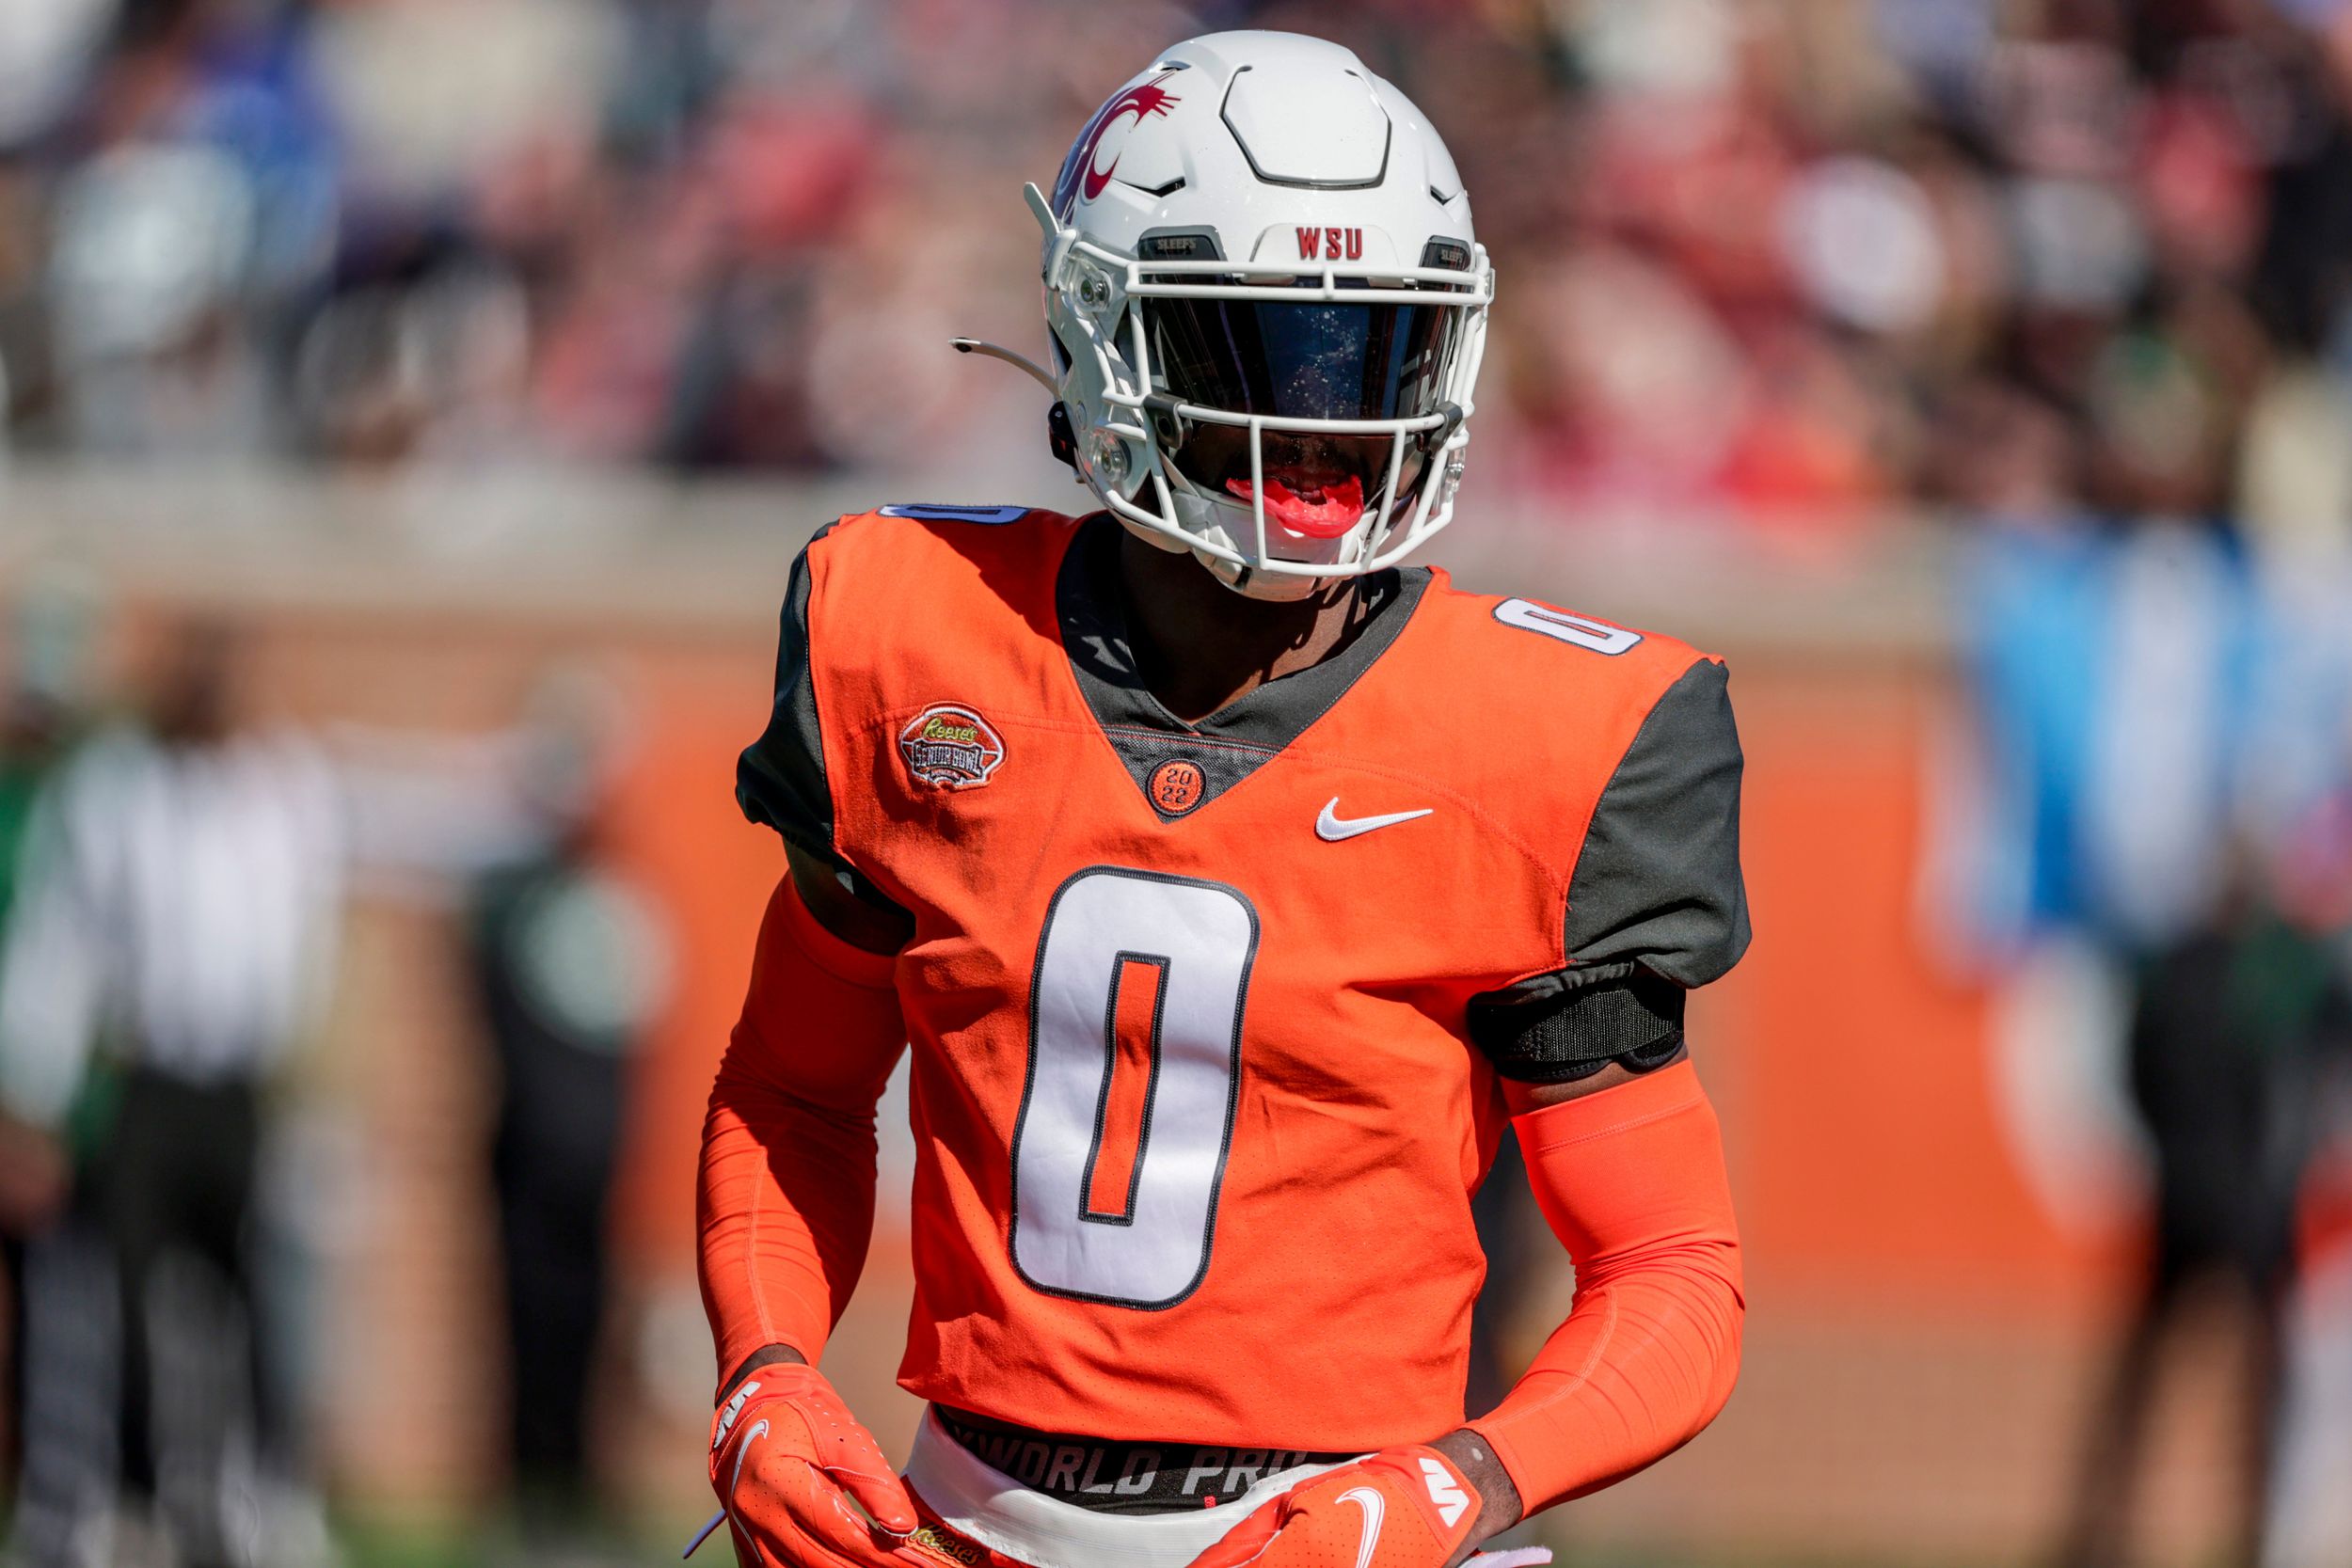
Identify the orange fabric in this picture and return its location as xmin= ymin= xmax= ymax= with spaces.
xmin=1185 ymin=1448 xmax=1482 ymax=1568
xmin=698 ymin=877 xmax=906 ymax=1388
xmin=1468 ymin=1060 xmax=1744 ymax=1513
xmin=708 ymin=1361 xmax=924 ymax=1568
xmin=792 ymin=508 xmax=1719 ymax=1449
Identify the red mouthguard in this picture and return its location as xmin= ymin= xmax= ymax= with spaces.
xmin=1225 ymin=474 xmax=1366 ymax=540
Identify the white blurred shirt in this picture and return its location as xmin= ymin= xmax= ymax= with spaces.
xmin=0 ymin=727 xmax=344 ymax=1121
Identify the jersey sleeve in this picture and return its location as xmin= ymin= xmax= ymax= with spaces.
xmin=1470 ymin=656 xmax=1751 ymax=1081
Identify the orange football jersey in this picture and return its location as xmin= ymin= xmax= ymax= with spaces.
xmin=737 ymin=506 xmax=1747 ymax=1451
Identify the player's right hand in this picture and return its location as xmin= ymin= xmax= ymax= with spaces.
xmin=708 ymin=1362 xmax=920 ymax=1568
xmin=1184 ymin=1448 xmax=1484 ymax=1568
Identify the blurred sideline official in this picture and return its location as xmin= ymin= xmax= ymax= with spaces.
xmin=0 ymin=620 xmax=341 ymax=1568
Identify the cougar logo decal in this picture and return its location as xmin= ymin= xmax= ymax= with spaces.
xmin=1053 ymin=71 xmax=1182 ymax=216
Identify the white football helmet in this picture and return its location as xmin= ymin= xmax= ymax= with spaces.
xmin=977 ymin=31 xmax=1493 ymax=599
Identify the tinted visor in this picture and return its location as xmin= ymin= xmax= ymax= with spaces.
xmin=1145 ymin=293 xmax=1459 ymax=423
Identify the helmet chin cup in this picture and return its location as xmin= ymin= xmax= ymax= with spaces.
xmin=1109 ymin=491 xmax=1362 ymax=604
xmin=1011 ymin=32 xmax=1492 ymax=590
xmin=1105 ymin=510 xmax=1324 ymax=602
xmin=1207 ymin=553 xmax=1327 ymax=602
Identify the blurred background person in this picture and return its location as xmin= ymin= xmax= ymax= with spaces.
xmin=0 ymin=566 xmax=105 ymax=1536
xmin=0 ymin=617 xmax=342 ymax=1568
xmin=1927 ymin=352 xmax=2352 ymax=1568
xmin=459 ymin=671 xmax=668 ymax=1564
xmin=2058 ymin=854 xmax=2352 ymax=1568
xmin=0 ymin=568 xmax=103 ymax=1234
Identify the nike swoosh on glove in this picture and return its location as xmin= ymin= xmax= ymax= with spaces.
xmin=709 ymin=1364 xmax=921 ymax=1568
xmin=1185 ymin=1448 xmax=1482 ymax=1568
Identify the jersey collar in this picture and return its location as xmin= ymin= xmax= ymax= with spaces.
xmin=1055 ymin=514 xmax=1431 ymax=821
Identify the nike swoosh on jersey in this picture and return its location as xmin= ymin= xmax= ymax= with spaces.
xmin=1338 ymin=1487 xmax=1386 ymax=1568
xmin=1315 ymin=799 xmax=1435 ymax=841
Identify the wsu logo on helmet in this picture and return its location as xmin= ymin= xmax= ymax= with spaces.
xmin=1051 ymin=71 xmax=1182 ymax=217
xmin=899 ymin=705 xmax=1008 ymax=790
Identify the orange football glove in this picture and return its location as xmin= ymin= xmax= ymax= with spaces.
xmin=708 ymin=1363 xmax=920 ymax=1568
xmin=1186 ymin=1448 xmax=1482 ymax=1568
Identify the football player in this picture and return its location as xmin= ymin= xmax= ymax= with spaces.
xmin=697 ymin=29 xmax=1749 ymax=1568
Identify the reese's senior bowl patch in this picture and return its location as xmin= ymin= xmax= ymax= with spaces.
xmin=907 ymin=1522 xmax=987 ymax=1568
xmin=899 ymin=704 xmax=1007 ymax=789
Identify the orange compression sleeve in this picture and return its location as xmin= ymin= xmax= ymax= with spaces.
xmin=697 ymin=875 xmax=905 ymax=1391
xmin=1467 ymin=1059 xmax=1744 ymax=1514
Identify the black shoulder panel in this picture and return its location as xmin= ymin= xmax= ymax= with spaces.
xmin=1466 ymin=656 xmax=1749 ymax=1076
xmin=736 ymin=525 xmax=839 ymax=867
xmin=1562 ymin=656 xmax=1750 ymax=984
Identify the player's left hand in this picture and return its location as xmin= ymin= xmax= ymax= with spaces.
xmin=1184 ymin=1447 xmax=1485 ymax=1568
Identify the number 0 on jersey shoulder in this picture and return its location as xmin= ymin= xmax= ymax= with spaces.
xmin=1493 ymin=597 xmax=1644 ymax=656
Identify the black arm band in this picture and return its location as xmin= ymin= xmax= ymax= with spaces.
xmin=1467 ymin=968 xmax=1687 ymax=1085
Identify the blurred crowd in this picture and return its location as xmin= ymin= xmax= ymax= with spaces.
xmin=2 ymin=0 xmax=2352 ymax=541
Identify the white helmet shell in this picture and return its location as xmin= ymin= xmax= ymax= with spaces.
xmin=1031 ymin=31 xmax=1493 ymax=598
